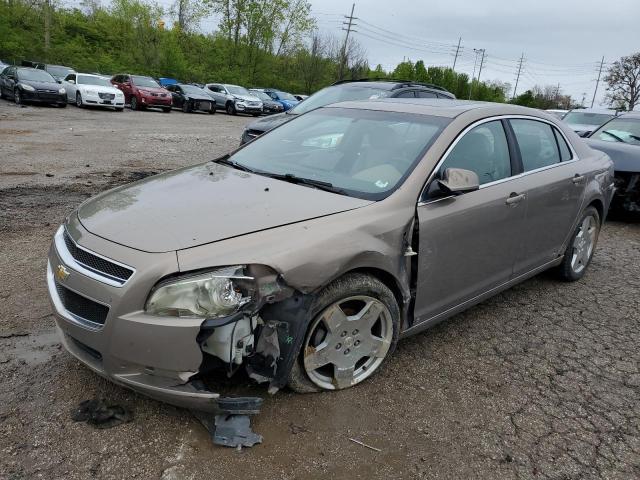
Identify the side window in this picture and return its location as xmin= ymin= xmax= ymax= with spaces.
xmin=554 ymin=128 xmax=573 ymax=161
xmin=417 ymin=91 xmax=437 ymax=98
xmin=439 ymin=120 xmax=511 ymax=185
xmin=395 ymin=91 xmax=416 ymax=98
xmin=510 ymin=119 xmax=561 ymax=171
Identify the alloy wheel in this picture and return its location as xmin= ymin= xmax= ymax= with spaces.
xmin=571 ymin=214 xmax=598 ymax=274
xmin=303 ymin=295 xmax=393 ymax=390
xmin=130 ymin=97 xmax=137 ymax=110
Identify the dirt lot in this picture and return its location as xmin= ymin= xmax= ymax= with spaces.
xmin=1 ymin=100 xmax=639 ymax=480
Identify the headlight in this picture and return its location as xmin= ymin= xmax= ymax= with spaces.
xmin=20 ymin=83 xmax=35 ymax=92
xmin=145 ymin=266 xmax=253 ymax=318
xmin=58 ymin=87 xmax=66 ymax=94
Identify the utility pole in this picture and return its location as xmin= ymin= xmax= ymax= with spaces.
xmin=591 ymin=56 xmax=605 ymax=108
xmin=339 ymin=3 xmax=357 ymax=80
xmin=512 ymin=53 xmax=525 ymax=99
xmin=452 ymin=37 xmax=462 ymax=71
xmin=44 ymin=0 xmax=51 ymax=58
xmin=468 ymin=49 xmax=481 ymax=100
xmin=476 ymin=49 xmax=486 ymax=82
xmin=555 ymin=82 xmax=560 ymax=106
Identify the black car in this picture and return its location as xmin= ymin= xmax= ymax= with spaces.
xmin=249 ymin=89 xmax=284 ymax=114
xmin=586 ymin=112 xmax=640 ymax=215
xmin=240 ymin=79 xmax=456 ymax=144
xmin=0 ymin=66 xmax=67 ymax=107
xmin=166 ymin=84 xmax=216 ymax=114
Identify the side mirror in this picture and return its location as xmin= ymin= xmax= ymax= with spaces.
xmin=57 ymin=79 xmax=62 ymax=84
xmin=68 ymin=79 xmax=75 ymax=84
xmin=437 ymin=168 xmax=480 ymax=195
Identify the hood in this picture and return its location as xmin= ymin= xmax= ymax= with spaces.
xmin=568 ymin=123 xmax=597 ymax=135
xmin=185 ymin=92 xmax=213 ymax=101
xmin=137 ymin=86 xmax=168 ymax=94
xmin=234 ymin=94 xmax=261 ymax=102
xmin=246 ymin=111 xmax=294 ymax=133
xmin=585 ymin=138 xmax=640 ymax=172
xmin=78 ymin=84 xmax=121 ymax=95
xmin=77 ymin=163 xmax=372 ymax=253
xmin=20 ymin=80 xmax=60 ymax=90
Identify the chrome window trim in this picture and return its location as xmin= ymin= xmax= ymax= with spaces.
xmin=46 ymin=261 xmax=107 ymax=331
xmin=418 ymin=114 xmax=581 ymax=206
xmin=54 ymin=226 xmax=135 ymax=287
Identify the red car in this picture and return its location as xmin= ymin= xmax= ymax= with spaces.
xmin=110 ymin=74 xmax=172 ymax=112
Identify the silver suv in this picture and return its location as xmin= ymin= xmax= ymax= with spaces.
xmin=205 ymin=83 xmax=263 ymax=116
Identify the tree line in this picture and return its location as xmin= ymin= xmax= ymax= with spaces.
xmin=1 ymin=0 xmax=638 ymax=109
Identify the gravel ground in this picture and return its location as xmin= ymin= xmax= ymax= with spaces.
xmin=0 ymin=100 xmax=639 ymax=480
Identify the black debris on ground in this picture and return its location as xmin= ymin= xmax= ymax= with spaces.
xmin=71 ymin=399 xmax=133 ymax=429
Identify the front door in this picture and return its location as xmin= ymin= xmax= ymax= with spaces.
xmin=414 ymin=119 xmax=528 ymax=323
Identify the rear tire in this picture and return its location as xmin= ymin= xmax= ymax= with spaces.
xmin=556 ymin=206 xmax=600 ymax=281
xmin=287 ymin=273 xmax=400 ymax=393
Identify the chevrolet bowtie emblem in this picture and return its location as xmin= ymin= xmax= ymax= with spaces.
xmin=55 ymin=264 xmax=70 ymax=281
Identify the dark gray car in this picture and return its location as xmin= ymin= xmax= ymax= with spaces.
xmin=240 ymin=80 xmax=456 ymax=144
xmin=47 ymin=100 xmax=613 ymax=412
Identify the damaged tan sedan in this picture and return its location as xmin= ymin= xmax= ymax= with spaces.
xmin=47 ymin=100 xmax=615 ymax=411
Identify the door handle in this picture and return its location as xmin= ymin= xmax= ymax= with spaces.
xmin=505 ymin=192 xmax=526 ymax=205
xmin=572 ymin=174 xmax=586 ymax=185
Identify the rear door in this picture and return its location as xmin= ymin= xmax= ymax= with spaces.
xmin=508 ymin=118 xmax=587 ymax=274
xmin=414 ymin=119 xmax=528 ymax=323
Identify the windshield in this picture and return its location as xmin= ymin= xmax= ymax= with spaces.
xmin=47 ymin=66 xmax=74 ymax=78
xmin=250 ymin=90 xmax=271 ymax=101
xmin=132 ymin=76 xmax=160 ymax=88
xmin=230 ymin=107 xmax=449 ymax=200
xmin=275 ymin=91 xmax=297 ymax=101
xmin=563 ymin=111 xmax=615 ymax=127
xmin=77 ymin=75 xmax=112 ymax=87
xmin=227 ymin=85 xmax=250 ymax=96
xmin=181 ymin=85 xmax=206 ymax=94
xmin=18 ymin=68 xmax=56 ymax=82
xmin=591 ymin=118 xmax=640 ymax=145
xmin=291 ymin=85 xmax=393 ymax=115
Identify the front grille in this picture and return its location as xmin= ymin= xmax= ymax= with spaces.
xmin=98 ymin=92 xmax=115 ymax=100
xmin=37 ymin=89 xmax=60 ymax=101
xmin=63 ymin=230 xmax=133 ymax=282
xmin=56 ymin=283 xmax=109 ymax=325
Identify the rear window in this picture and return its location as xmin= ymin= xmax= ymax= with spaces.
xmin=511 ymin=119 xmax=561 ymax=172
xmin=292 ymin=85 xmax=393 ymax=114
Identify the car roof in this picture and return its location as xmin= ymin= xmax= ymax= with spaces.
xmin=566 ymin=107 xmax=616 ymax=114
xmin=325 ymin=98 xmax=550 ymax=119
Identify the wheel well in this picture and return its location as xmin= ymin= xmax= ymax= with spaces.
xmin=587 ymin=198 xmax=604 ymax=224
xmin=226 ymin=100 xmax=234 ymax=107
xmin=346 ymin=267 xmax=405 ymax=313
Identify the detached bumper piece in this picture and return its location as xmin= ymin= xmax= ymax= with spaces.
xmin=192 ymin=397 xmax=264 ymax=448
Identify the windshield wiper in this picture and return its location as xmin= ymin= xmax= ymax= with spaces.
xmin=600 ymin=130 xmax=625 ymax=142
xmin=213 ymin=154 xmax=257 ymax=173
xmin=263 ymin=173 xmax=348 ymax=195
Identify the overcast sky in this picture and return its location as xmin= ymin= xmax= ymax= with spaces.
xmin=309 ymin=0 xmax=639 ymax=105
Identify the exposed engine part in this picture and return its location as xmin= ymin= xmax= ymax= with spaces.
xmin=201 ymin=315 xmax=256 ymax=365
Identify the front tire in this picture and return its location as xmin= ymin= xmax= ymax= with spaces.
xmin=557 ymin=206 xmax=600 ymax=281
xmin=182 ymin=101 xmax=190 ymax=113
xmin=287 ymin=273 xmax=400 ymax=393
xmin=226 ymin=102 xmax=236 ymax=115
xmin=209 ymin=104 xmax=216 ymax=114
xmin=76 ymin=92 xmax=83 ymax=108
xmin=14 ymin=89 xmax=21 ymax=105
xmin=130 ymin=96 xmax=138 ymax=110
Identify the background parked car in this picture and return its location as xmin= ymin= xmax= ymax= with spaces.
xmin=0 ymin=66 xmax=67 ymax=107
xmin=205 ymin=83 xmax=263 ymax=116
xmin=562 ymin=108 xmax=617 ymax=137
xmin=111 ymin=74 xmax=172 ymax=112
xmin=62 ymin=73 xmax=125 ymax=111
xmin=240 ymin=79 xmax=456 ymax=144
xmin=253 ymin=88 xmax=299 ymax=111
xmin=35 ymin=63 xmax=76 ymax=82
xmin=0 ymin=60 xmax=8 ymax=74
xmin=249 ymin=88 xmax=283 ymax=114
xmin=166 ymin=83 xmax=216 ymax=114
xmin=586 ymin=112 xmax=640 ymax=215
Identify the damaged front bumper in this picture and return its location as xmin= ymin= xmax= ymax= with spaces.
xmin=46 ymin=220 xmax=310 ymax=412
xmin=612 ymin=171 xmax=640 ymax=213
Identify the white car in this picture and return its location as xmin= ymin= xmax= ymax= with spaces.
xmin=62 ymin=73 xmax=125 ymax=111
